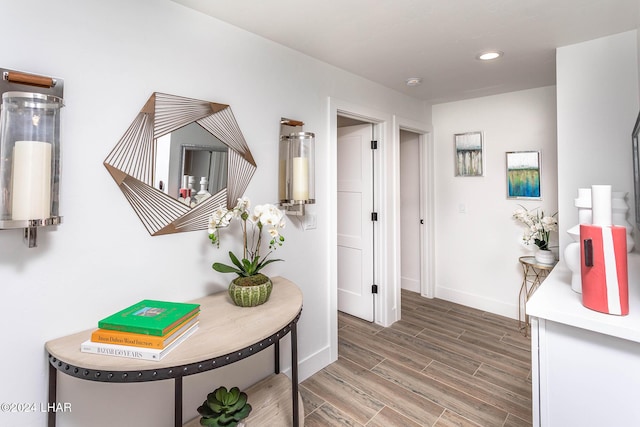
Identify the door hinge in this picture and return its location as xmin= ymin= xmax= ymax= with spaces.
xmin=371 ymin=140 xmax=378 ymax=150
xmin=371 ymin=284 xmax=378 ymax=294
xmin=371 ymin=212 xmax=378 ymax=221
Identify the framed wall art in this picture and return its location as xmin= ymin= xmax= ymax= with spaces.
xmin=506 ymin=150 xmax=541 ymax=199
xmin=454 ymin=131 xmax=483 ymax=177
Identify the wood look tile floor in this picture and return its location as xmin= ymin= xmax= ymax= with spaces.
xmin=300 ymin=289 xmax=532 ymax=427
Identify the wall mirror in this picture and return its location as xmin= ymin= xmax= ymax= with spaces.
xmin=104 ymin=92 xmax=256 ymax=235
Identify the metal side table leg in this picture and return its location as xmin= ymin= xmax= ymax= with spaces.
xmin=48 ymin=362 xmax=57 ymax=427
xmin=175 ymin=376 xmax=182 ymax=427
xmin=291 ymin=322 xmax=299 ymax=427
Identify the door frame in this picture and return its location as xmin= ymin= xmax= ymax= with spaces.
xmin=328 ymin=97 xmax=433 ymax=362
xmin=394 ymin=116 xmax=435 ymax=301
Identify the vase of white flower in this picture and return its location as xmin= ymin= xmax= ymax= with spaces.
xmin=208 ymin=197 xmax=285 ymax=307
xmin=513 ymin=206 xmax=558 ymax=264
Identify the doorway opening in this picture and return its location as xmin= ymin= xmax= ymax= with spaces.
xmin=397 ymin=123 xmax=434 ymax=301
xmin=400 ymin=129 xmax=422 ymax=294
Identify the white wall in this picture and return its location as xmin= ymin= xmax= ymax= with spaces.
xmin=638 ymin=16 xmax=640 ymax=94
xmin=0 ymin=1 xmax=428 ymax=426
xmin=557 ymin=30 xmax=639 ymax=254
xmin=432 ymin=86 xmax=558 ymax=318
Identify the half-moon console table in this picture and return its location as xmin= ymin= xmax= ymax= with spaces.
xmin=45 ymin=276 xmax=303 ymax=427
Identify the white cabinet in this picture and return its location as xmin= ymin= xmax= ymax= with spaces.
xmin=527 ymin=255 xmax=640 ymax=427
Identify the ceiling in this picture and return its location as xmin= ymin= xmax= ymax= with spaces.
xmin=172 ymin=0 xmax=640 ymax=104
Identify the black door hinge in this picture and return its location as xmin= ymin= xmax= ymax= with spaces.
xmin=371 ymin=212 xmax=378 ymax=221
xmin=372 ymin=284 xmax=378 ymax=294
xmin=371 ymin=140 xmax=378 ymax=150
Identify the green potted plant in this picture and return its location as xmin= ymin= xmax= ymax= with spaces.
xmin=208 ymin=197 xmax=285 ymax=306
xmin=197 ymin=386 xmax=252 ymax=426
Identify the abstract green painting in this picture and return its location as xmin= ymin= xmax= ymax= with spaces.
xmin=507 ymin=151 xmax=541 ymax=199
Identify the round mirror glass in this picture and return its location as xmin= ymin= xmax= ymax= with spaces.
xmin=154 ymin=122 xmax=228 ymax=203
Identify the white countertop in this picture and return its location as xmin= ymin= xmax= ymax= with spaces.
xmin=527 ymin=252 xmax=640 ymax=344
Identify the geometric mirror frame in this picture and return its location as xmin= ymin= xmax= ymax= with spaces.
xmin=104 ymin=92 xmax=256 ymax=236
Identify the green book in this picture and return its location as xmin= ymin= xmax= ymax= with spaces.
xmin=98 ymin=300 xmax=200 ymax=336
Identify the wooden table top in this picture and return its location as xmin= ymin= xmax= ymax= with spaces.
xmin=45 ymin=276 xmax=303 ymax=372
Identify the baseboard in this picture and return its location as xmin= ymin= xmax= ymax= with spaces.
xmin=401 ymin=276 xmax=420 ymax=293
xmin=281 ymin=343 xmax=334 ymax=382
xmin=435 ymin=285 xmax=518 ymax=320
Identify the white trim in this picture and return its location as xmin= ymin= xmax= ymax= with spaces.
xmin=292 ymin=343 xmax=333 ymax=382
xmin=538 ymin=318 xmax=549 ymax=427
xmin=436 ymin=285 xmax=517 ymax=319
xmin=376 ymin=117 xmax=396 ymax=327
xmin=327 ymin=100 xmax=339 ymax=363
xmin=531 ymin=316 xmax=542 ymax=427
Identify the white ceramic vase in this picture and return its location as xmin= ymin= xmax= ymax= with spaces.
xmin=535 ymin=248 xmax=555 ymax=265
xmin=564 ymin=241 xmax=582 ymax=293
xmin=565 ymin=189 xmax=593 ymax=293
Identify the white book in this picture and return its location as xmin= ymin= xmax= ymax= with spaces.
xmin=81 ymin=323 xmax=198 ymax=361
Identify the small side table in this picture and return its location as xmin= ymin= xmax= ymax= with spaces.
xmin=518 ymin=256 xmax=556 ymax=336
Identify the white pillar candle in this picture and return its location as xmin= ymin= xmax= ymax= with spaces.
xmin=591 ymin=184 xmax=612 ymax=226
xmin=292 ymin=156 xmax=309 ymax=201
xmin=11 ymin=141 xmax=52 ymax=220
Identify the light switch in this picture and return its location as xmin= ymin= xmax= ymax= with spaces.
xmin=303 ymin=213 xmax=317 ymax=230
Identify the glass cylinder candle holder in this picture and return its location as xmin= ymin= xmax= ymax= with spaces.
xmin=279 ymin=132 xmax=315 ymax=205
xmin=0 ymin=91 xmax=63 ymax=224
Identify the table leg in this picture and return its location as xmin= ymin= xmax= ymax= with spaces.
xmin=175 ymin=376 xmax=182 ymax=427
xmin=274 ymin=341 xmax=280 ymax=374
xmin=519 ymin=263 xmax=550 ymax=337
xmin=518 ymin=264 xmax=529 ymax=334
xmin=291 ymin=322 xmax=299 ymax=427
xmin=48 ymin=362 xmax=57 ymax=427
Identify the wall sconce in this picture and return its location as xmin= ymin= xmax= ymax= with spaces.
xmin=0 ymin=68 xmax=64 ymax=247
xmin=279 ymin=118 xmax=315 ymax=216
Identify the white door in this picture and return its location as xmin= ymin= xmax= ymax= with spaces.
xmin=337 ymin=124 xmax=375 ymax=321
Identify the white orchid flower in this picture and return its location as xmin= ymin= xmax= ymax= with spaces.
xmin=513 ymin=206 xmax=557 ymax=249
xmin=208 ymin=198 xmax=287 ymax=276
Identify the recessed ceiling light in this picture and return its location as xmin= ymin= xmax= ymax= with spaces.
xmin=477 ymin=51 xmax=503 ymax=61
xmin=406 ymin=77 xmax=423 ymax=86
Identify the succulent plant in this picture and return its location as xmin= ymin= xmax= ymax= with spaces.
xmin=197 ymin=386 xmax=252 ymax=427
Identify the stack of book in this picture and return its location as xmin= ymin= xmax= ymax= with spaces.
xmin=81 ymin=299 xmax=200 ymax=361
